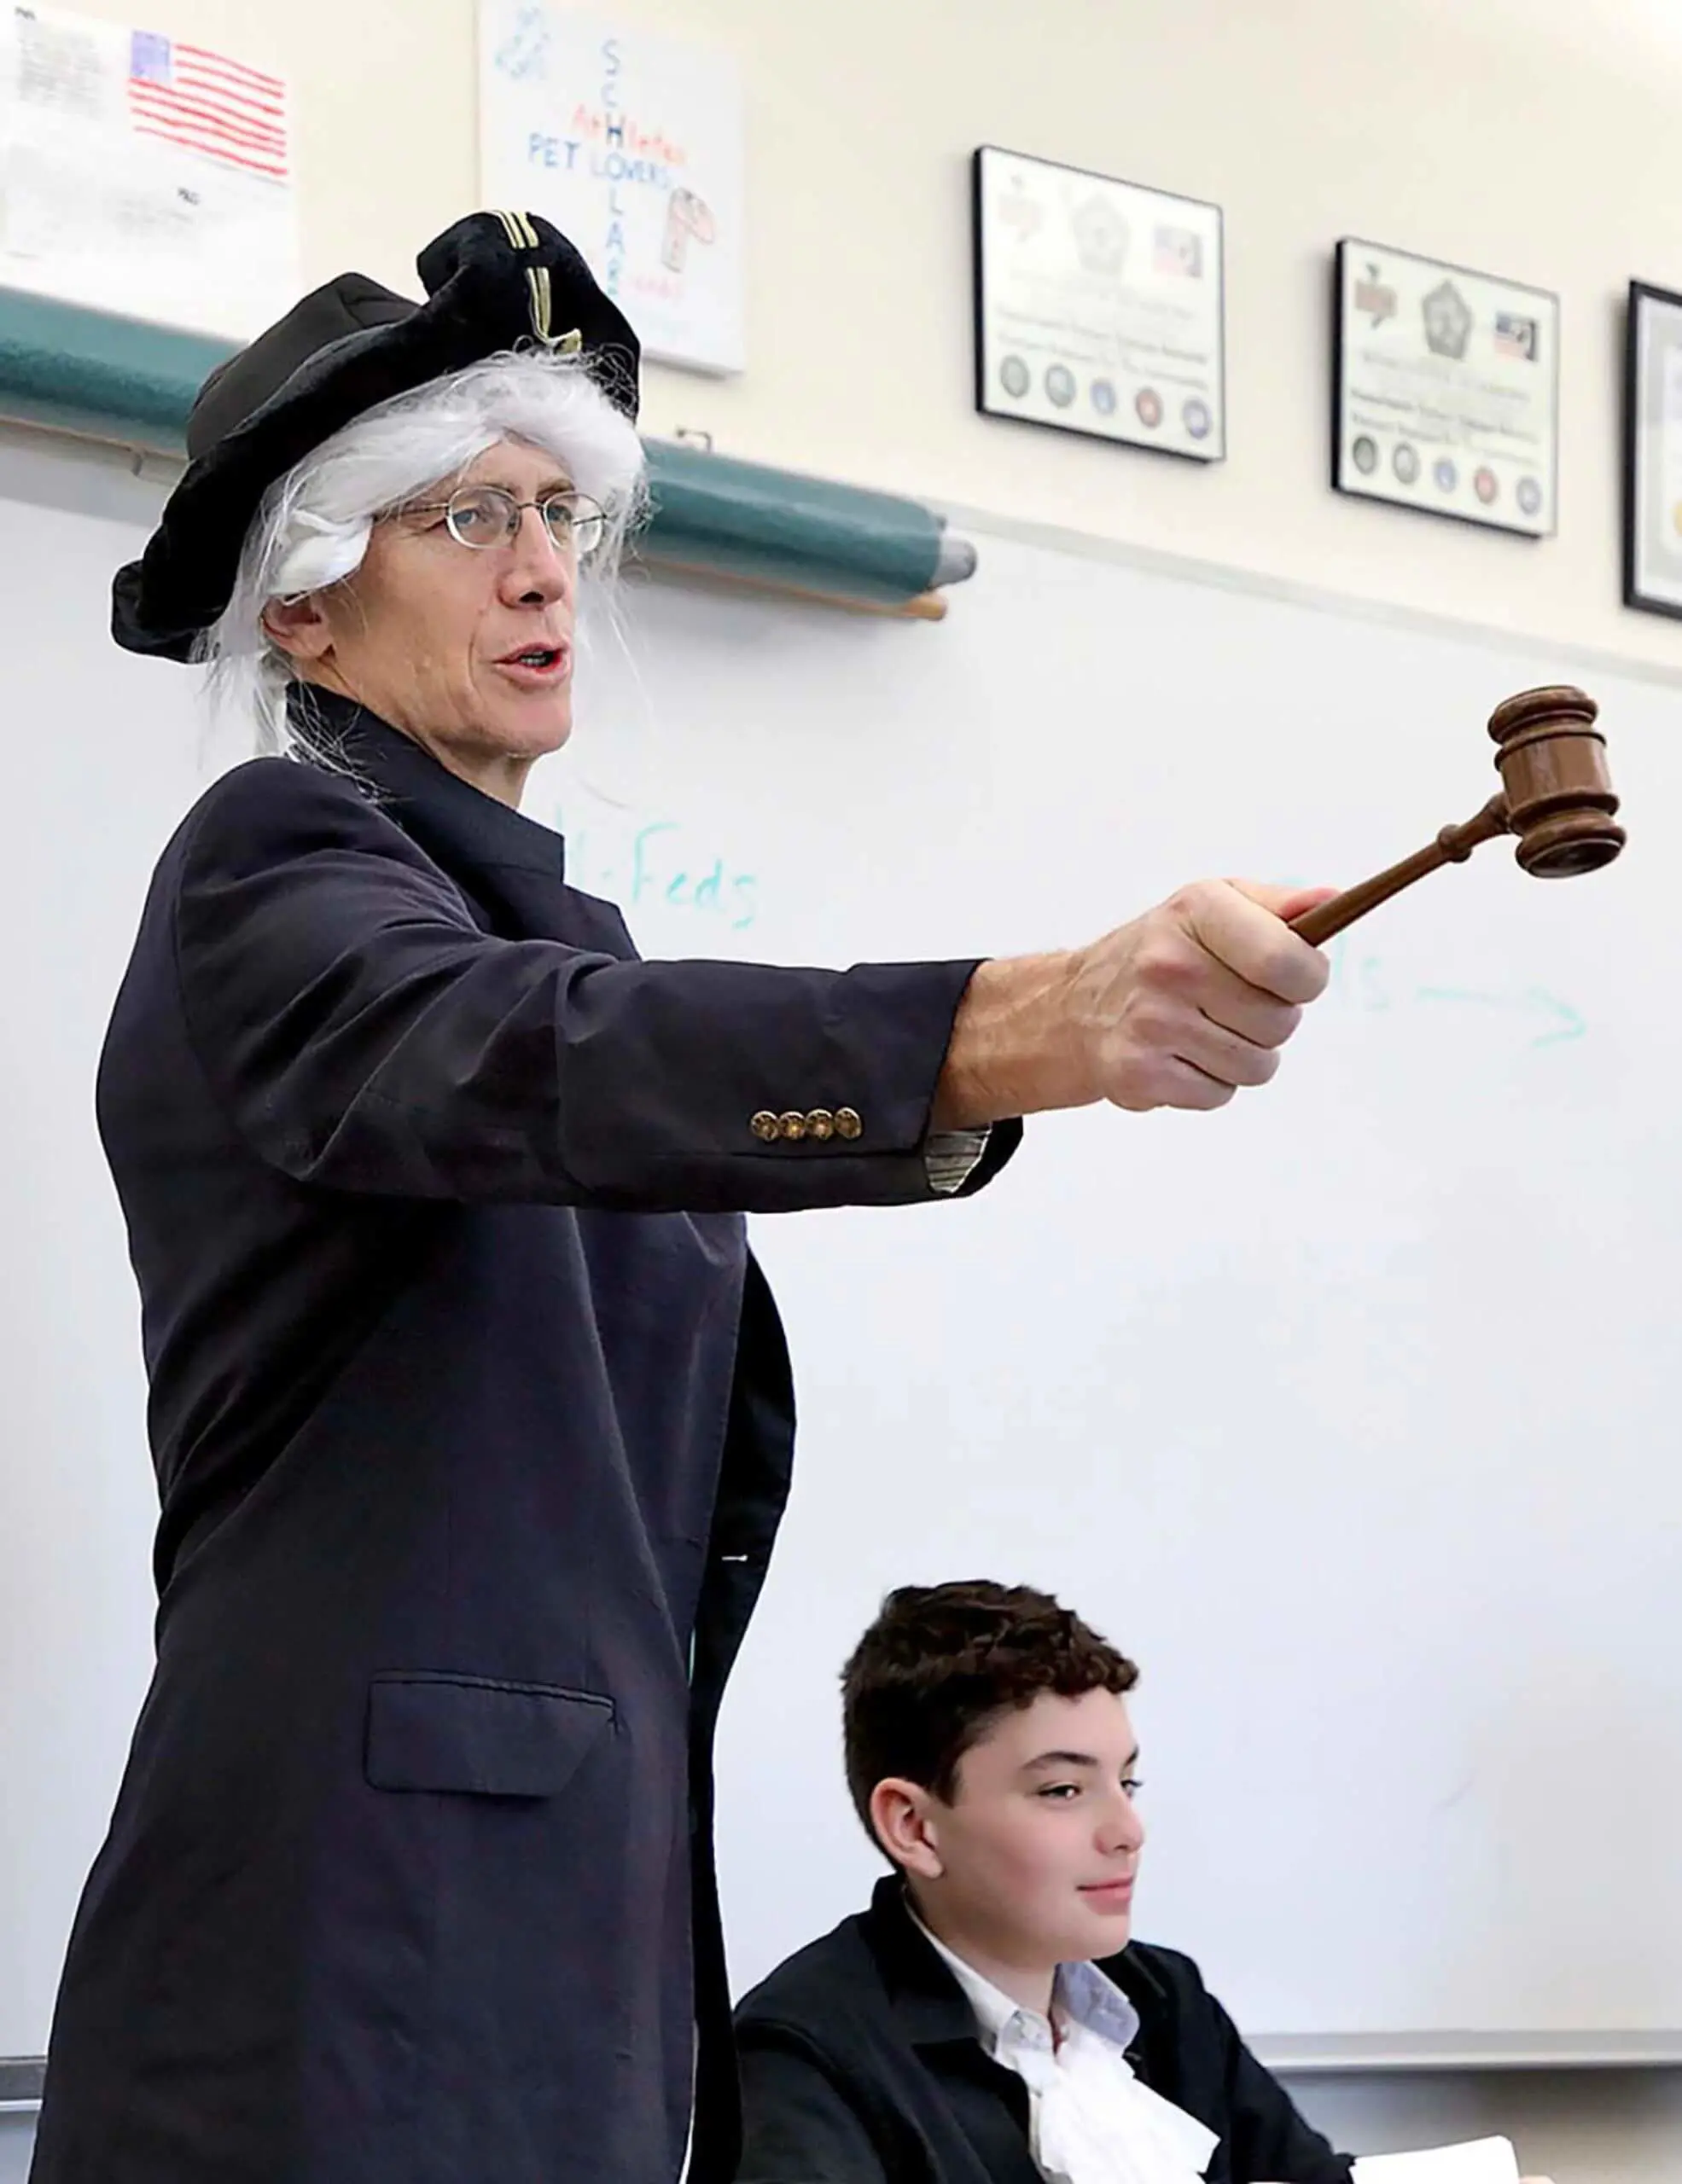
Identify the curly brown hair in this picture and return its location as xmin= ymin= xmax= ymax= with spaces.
xmin=841 ymin=1580 xmax=1138 ymax=1842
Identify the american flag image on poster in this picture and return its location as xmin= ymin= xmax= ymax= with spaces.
xmin=1151 ymin=224 xmax=1203 ymax=279
xmin=127 ymin=29 xmax=288 ymax=181
xmin=1493 ymin=311 xmax=1539 ymax=362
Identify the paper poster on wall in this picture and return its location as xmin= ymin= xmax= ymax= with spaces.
xmin=477 ymin=3 xmax=745 ymax=375
xmin=1332 ymin=239 xmax=1558 ymax=538
xmin=0 ymin=3 xmax=296 ymax=341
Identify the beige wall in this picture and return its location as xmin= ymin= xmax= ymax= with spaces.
xmin=18 ymin=0 xmax=1682 ymax=2174
xmin=96 ymin=0 xmax=1682 ymax=680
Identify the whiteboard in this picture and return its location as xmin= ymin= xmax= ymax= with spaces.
xmin=3 ymin=425 xmax=1680 ymax=2069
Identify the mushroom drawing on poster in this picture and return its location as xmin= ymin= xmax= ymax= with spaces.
xmin=477 ymin=3 xmax=745 ymax=375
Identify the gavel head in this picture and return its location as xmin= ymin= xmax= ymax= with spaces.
xmin=1487 ymin=685 xmax=1627 ymax=877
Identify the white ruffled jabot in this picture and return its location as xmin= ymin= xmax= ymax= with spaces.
xmin=1006 ymin=2012 xmax=1219 ymax=2184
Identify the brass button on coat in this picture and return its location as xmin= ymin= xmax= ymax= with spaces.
xmin=804 ymin=1109 xmax=835 ymax=1141
xmin=834 ymin=1107 xmax=863 ymax=1141
xmin=777 ymin=1112 xmax=807 ymax=1141
xmin=750 ymin=1111 xmax=779 ymax=1143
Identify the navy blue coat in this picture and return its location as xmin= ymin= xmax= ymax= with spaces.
xmin=29 ymin=697 xmax=1016 ymax=2184
xmin=735 ymin=1880 xmax=1353 ymax=2184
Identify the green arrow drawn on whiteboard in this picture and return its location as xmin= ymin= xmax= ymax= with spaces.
xmin=1412 ymin=985 xmax=1585 ymax=1047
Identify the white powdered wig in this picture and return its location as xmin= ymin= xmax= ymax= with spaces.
xmin=201 ymin=348 xmax=647 ymax=754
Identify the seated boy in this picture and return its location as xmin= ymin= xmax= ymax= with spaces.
xmin=734 ymin=1580 xmax=1551 ymax=2184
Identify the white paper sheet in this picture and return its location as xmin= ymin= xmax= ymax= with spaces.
xmin=477 ymin=2 xmax=745 ymax=374
xmin=0 ymin=2 xmax=297 ymax=340
xmin=1353 ymin=2138 xmax=1520 ymax=2184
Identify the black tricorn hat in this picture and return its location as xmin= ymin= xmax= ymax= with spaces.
xmin=113 ymin=208 xmax=640 ymax=661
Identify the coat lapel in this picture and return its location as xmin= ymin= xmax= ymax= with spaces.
xmin=290 ymin=688 xmax=634 ymax=955
xmin=867 ymin=1881 xmax=1046 ymax=2184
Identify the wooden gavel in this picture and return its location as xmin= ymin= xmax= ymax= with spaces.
xmin=1289 ymin=685 xmax=1626 ymax=947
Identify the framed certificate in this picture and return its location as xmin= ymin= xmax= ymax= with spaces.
xmin=972 ymin=145 xmax=1225 ymax=462
xmin=1332 ymin=240 xmax=1558 ymax=537
xmin=1623 ymin=281 xmax=1682 ymax=619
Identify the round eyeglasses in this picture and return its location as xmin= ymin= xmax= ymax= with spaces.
xmin=403 ymin=485 xmax=608 ymax=559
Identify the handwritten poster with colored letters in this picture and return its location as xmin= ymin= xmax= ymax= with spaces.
xmin=477 ymin=3 xmax=745 ymax=375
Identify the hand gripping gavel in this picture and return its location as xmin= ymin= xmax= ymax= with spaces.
xmin=1289 ymin=685 xmax=1626 ymax=947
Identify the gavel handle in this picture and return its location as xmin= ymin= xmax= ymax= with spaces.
xmin=1289 ymin=794 xmax=1512 ymax=947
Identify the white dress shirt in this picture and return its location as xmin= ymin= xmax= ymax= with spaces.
xmin=911 ymin=1912 xmax=1219 ymax=2184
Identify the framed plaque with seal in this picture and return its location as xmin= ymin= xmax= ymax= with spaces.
xmin=1623 ymin=279 xmax=1682 ymax=619
xmin=972 ymin=144 xmax=1224 ymax=461
xmin=1333 ymin=239 xmax=1558 ymax=537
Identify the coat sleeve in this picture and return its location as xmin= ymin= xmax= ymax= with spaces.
xmin=170 ymin=760 xmax=1020 ymax=1213
xmin=735 ymin=2036 xmax=890 ymax=2184
xmin=1211 ymin=1996 xmax=1354 ymax=2184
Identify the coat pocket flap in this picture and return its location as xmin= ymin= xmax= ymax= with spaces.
xmin=366 ymin=1673 xmax=614 ymax=1798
